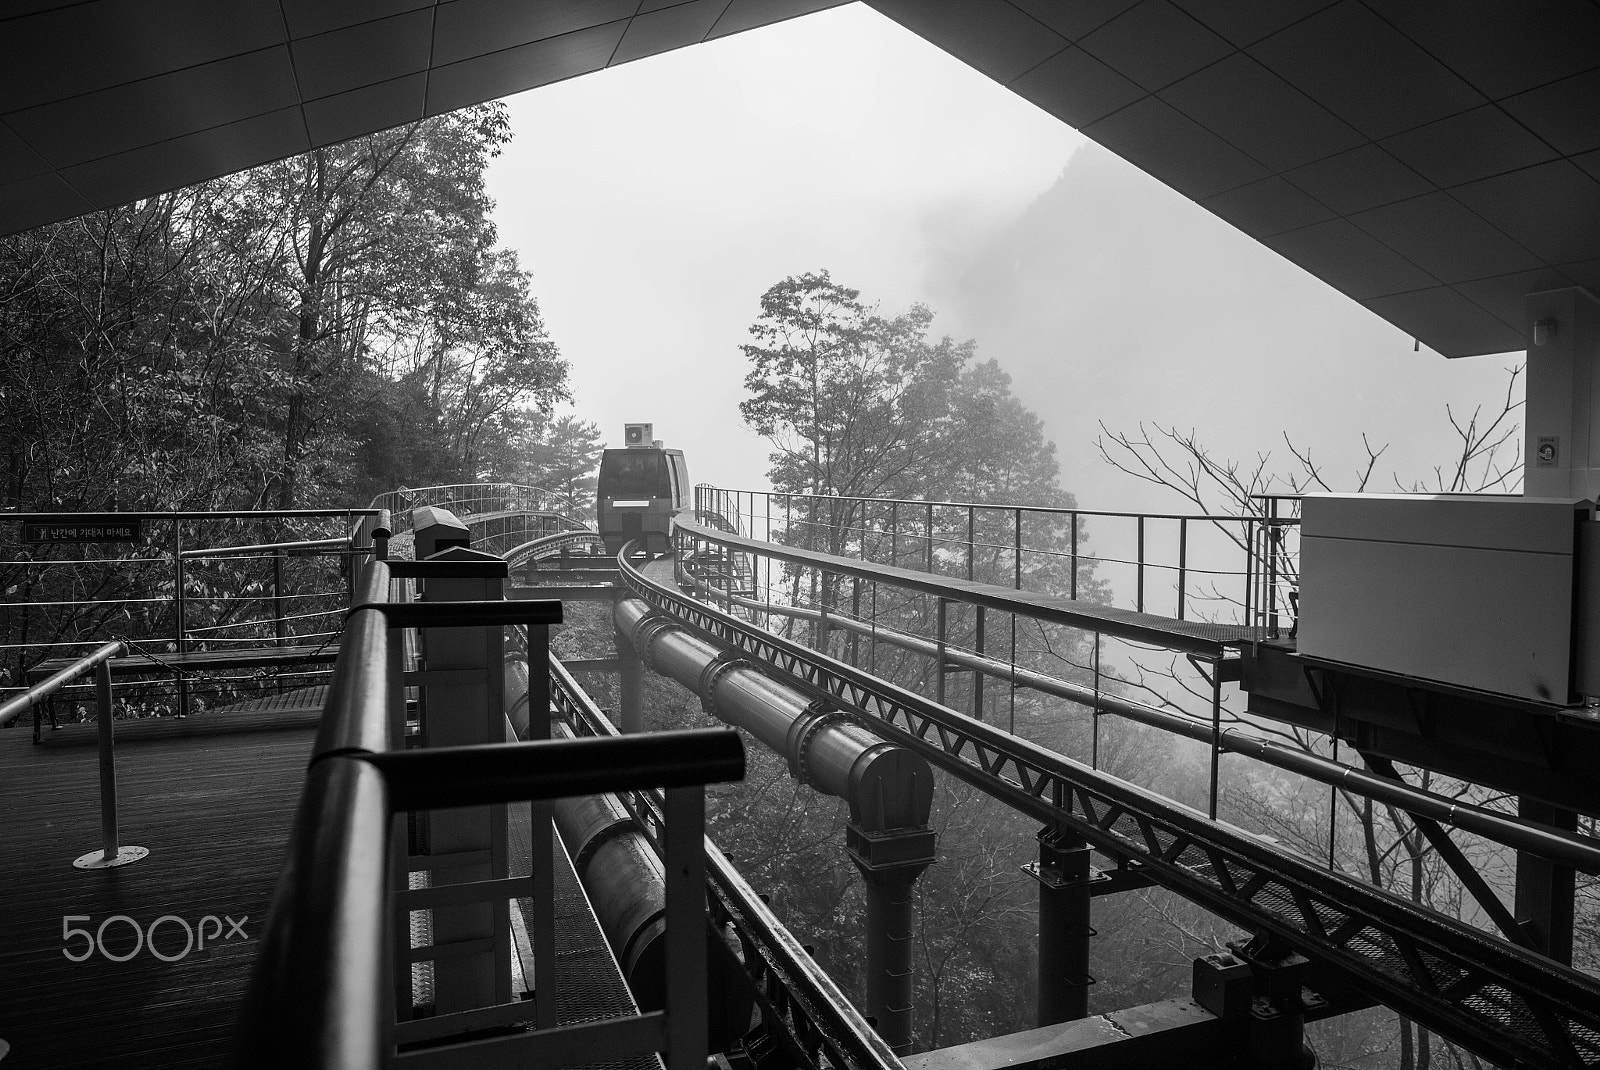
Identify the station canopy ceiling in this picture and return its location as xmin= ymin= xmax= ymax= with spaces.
xmin=5 ymin=0 xmax=1600 ymax=358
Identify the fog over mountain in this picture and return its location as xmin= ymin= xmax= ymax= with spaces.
xmin=926 ymin=143 xmax=1521 ymax=514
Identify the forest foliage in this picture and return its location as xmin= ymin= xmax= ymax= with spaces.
xmin=0 ymin=105 xmax=602 ymax=674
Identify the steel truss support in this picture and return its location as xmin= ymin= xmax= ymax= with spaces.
xmin=625 ymin=549 xmax=1600 ymax=1070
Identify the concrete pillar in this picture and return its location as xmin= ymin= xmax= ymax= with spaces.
xmin=1525 ymin=287 xmax=1600 ymax=500
xmin=413 ymin=532 xmax=512 ymax=1013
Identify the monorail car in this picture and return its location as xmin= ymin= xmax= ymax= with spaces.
xmin=596 ymin=426 xmax=689 ymax=556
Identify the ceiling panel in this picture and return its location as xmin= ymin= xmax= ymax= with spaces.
xmin=1263 ymin=218 xmax=1438 ymax=301
xmin=292 ymin=10 xmax=434 ymax=102
xmin=1368 ymin=0 xmax=1600 ymax=101
xmin=1004 ymin=0 xmax=1138 ymax=42
xmin=277 ymin=0 xmax=433 ymax=39
xmin=304 ymin=74 xmax=430 ymax=148
xmin=1453 ymin=268 xmax=1577 ymax=331
xmin=0 ymin=0 xmax=285 ymax=112
xmin=1250 ymin=1 xmax=1484 ymax=140
xmin=6 ymin=48 xmax=299 ymax=169
xmin=1200 ymin=175 xmax=1335 ymax=238
xmin=1350 ymin=192 xmax=1544 ymax=285
xmin=0 ymin=172 xmax=95 ymax=233
xmin=58 ymin=107 xmax=310 ymax=209
xmin=1282 ymin=143 xmax=1433 ymax=216
xmin=1078 ymin=0 xmax=1232 ymax=93
xmin=710 ymin=0 xmax=852 ymax=38
xmin=1171 ymin=0 xmax=1334 ymax=48
xmin=614 ymin=0 xmax=730 ymax=66
xmin=868 ymin=0 xmax=1067 ymax=84
xmin=1007 ymin=47 xmax=1145 ymax=130
xmin=1160 ymin=53 xmax=1363 ymax=172
xmin=426 ymin=21 xmax=632 ymax=116
xmin=1086 ymin=96 xmax=1270 ymax=200
xmin=433 ymin=0 xmax=638 ymax=68
xmin=0 ymin=122 xmax=53 ymax=186
xmin=1500 ymin=67 xmax=1600 ymax=158
xmin=1362 ymin=286 xmax=1526 ymax=358
xmin=1452 ymin=160 xmax=1600 ymax=266
xmin=1379 ymin=105 xmax=1558 ymax=189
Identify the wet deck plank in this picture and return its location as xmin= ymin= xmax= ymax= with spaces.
xmin=0 ymin=720 xmax=315 ymax=1068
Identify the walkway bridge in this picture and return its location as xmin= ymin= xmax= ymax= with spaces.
xmin=1 ymin=484 xmax=1598 ymax=1070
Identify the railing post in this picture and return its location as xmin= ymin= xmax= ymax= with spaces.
xmin=274 ymin=550 xmax=286 ymax=693
xmin=74 ymin=654 xmax=147 ymax=869
xmin=175 ymin=520 xmax=190 ymax=718
xmin=925 ymin=502 xmax=934 ymax=574
xmin=1136 ymin=515 xmax=1146 ymax=613
xmin=1013 ymin=508 xmax=1023 ymax=590
xmin=935 ymin=597 xmax=948 ymax=706
xmin=1070 ymin=513 xmax=1079 ymax=601
xmin=973 ymin=605 xmax=985 ymax=722
xmin=966 ymin=506 xmax=975 ymax=581
xmin=1177 ymin=518 xmax=1188 ymax=621
xmin=663 ymin=786 xmax=709 ymax=1070
xmin=890 ymin=501 xmax=898 ymax=566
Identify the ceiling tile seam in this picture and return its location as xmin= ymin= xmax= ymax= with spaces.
xmin=1443 ymin=282 xmax=1538 ymax=335
xmin=1077 ymin=14 xmax=1247 ymax=100
xmin=1 ymin=43 xmax=295 ymax=126
xmin=1356 ymin=0 xmax=1600 ymax=113
xmin=422 ymin=0 xmax=441 ymax=130
xmin=1379 ymin=105 xmax=1571 ymax=193
xmin=0 ymin=0 xmax=102 ymax=28
xmin=999 ymin=41 xmax=1074 ymax=97
xmin=0 ymin=114 xmax=51 ymax=174
xmin=1155 ymin=61 xmax=1366 ymax=182
xmin=1266 ymin=214 xmax=1446 ymax=295
xmin=425 ymin=16 xmax=635 ymax=89
xmin=273 ymin=0 xmax=315 ymax=162
xmin=1177 ymin=1 xmax=1338 ymax=51
xmin=48 ymin=105 xmax=304 ymax=179
xmin=1354 ymin=1 xmax=1586 ymax=170
xmin=1301 ymin=5 xmax=1495 ymax=123
xmin=606 ymin=3 xmax=652 ymax=68
xmin=999 ymin=1 xmax=1093 ymax=46
xmin=700 ymin=2 xmax=740 ymax=45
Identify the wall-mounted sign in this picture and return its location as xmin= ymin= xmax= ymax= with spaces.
xmin=1536 ymin=436 xmax=1560 ymax=468
xmin=22 ymin=515 xmax=143 ymax=543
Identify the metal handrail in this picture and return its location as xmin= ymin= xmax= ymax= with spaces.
xmin=714 ymin=486 xmax=1257 ymax=523
xmin=178 ymin=536 xmax=354 ymax=560
xmin=242 ymin=556 xmax=744 ymax=1070
xmin=0 ymin=639 xmax=123 ymax=728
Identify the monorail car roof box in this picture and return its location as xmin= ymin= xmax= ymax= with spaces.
xmin=1297 ymin=493 xmax=1598 ymax=706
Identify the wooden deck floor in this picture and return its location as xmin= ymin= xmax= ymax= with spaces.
xmin=0 ymin=716 xmax=316 ymax=1068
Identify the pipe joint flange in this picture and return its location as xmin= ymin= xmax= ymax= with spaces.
xmin=786 ymin=697 xmax=842 ymax=788
xmin=630 ymin=615 xmax=676 ymax=673
xmin=697 ymin=650 xmax=750 ymax=718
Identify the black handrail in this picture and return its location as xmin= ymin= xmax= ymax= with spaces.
xmin=242 ymin=556 xmax=745 ymax=1070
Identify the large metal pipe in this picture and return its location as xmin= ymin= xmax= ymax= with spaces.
xmin=704 ymin=585 xmax=1600 ymax=876
xmin=614 ymin=596 xmax=934 ymax=1053
xmin=617 ymin=598 xmax=933 ymax=834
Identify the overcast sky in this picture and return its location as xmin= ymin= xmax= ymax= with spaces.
xmin=486 ymin=3 xmax=1521 ymax=515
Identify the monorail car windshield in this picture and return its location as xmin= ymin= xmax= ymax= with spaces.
xmin=596 ymin=430 xmax=689 ymax=556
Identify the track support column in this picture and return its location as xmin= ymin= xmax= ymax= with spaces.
xmin=617 ymin=599 xmax=644 ymax=734
xmin=1028 ymin=826 xmax=1093 ymax=1024
xmin=848 ymin=825 xmax=937 ymax=1056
